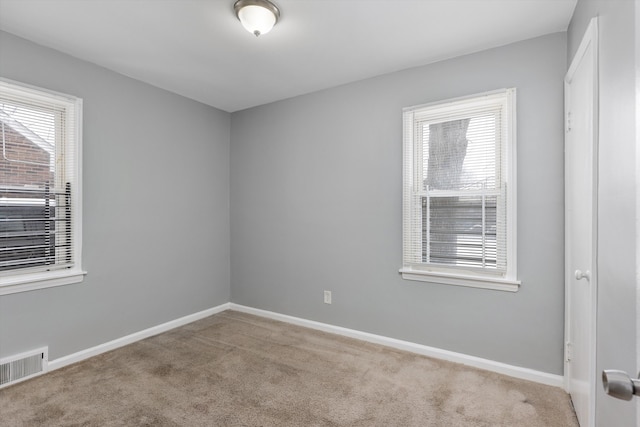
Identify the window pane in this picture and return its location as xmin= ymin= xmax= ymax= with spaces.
xmin=421 ymin=114 xmax=497 ymax=191
xmin=423 ymin=195 xmax=497 ymax=268
xmin=0 ymin=200 xmax=55 ymax=271
xmin=0 ymin=102 xmax=55 ymax=189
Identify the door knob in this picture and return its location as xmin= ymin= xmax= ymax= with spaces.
xmin=575 ymin=269 xmax=590 ymax=281
xmin=602 ymin=370 xmax=640 ymax=400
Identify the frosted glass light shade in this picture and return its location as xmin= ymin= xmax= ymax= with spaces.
xmin=234 ymin=0 xmax=280 ymax=37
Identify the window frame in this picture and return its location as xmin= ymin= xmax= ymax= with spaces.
xmin=0 ymin=78 xmax=85 ymax=295
xmin=400 ymin=89 xmax=519 ymax=292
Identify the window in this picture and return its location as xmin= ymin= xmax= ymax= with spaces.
xmin=400 ymin=89 xmax=519 ymax=291
xmin=0 ymin=79 xmax=84 ymax=295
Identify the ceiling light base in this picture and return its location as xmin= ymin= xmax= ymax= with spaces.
xmin=234 ymin=0 xmax=281 ymax=37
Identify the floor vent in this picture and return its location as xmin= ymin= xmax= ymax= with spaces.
xmin=0 ymin=347 xmax=48 ymax=389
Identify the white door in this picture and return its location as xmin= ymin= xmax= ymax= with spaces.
xmin=565 ymin=18 xmax=598 ymax=427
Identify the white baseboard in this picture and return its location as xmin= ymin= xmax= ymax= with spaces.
xmin=46 ymin=301 xmax=563 ymax=389
xmin=228 ymin=303 xmax=564 ymax=388
xmin=48 ymin=303 xmax=231 ymax=371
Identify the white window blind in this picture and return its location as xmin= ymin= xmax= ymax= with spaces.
xmin=0 ymin=80 xmax=82 ymax=285
xmin=402 ymin=89 xmax=517 ymax=288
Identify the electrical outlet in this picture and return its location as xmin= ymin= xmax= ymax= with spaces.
xmin=324 ymin=290 xmax=332 ymax=304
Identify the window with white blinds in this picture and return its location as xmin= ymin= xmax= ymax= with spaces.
xmin=0 ymin=79 xmax=83 ymax=295
xmin=401 ymin=89 xmax=518 ymax=291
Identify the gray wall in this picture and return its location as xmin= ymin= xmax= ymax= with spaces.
xmin=0 ymin=31 xmax=231 ymax=360
xmin=568 ymin=1 xmax=637 ymax=425
xmin=231 ymin=33 xmax=567 ymax=374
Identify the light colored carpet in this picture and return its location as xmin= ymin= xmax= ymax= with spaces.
xmin=0 ymin=310 xmax=579 ymax=426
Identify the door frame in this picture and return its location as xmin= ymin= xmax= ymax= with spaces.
xmin=637 ymin=68 xmax=640 ymax=425
xmin=636 ymin=2 xmax=640 ymax=425
xmin=564 ymin=17 xmax=599 ymax=427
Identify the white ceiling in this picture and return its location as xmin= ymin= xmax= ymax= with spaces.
xmin=0 ymin=0 xmax=576 ymax=112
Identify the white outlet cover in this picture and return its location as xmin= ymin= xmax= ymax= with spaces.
xmin=324 ymin=291 xmax=331 ymax=304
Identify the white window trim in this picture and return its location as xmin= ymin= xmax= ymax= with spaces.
xmin=0 ymin=270 xmax=86 ymax=295
xmin=0 ymin=78 xmax=85 ymax=295
xmin=399 ymin=267 xmax=520 ymax=292
xmin=401 ymin=89 xmax=519 ymax=292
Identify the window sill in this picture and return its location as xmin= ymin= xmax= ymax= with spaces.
xmin=0 ymin=269 xmax=87 ymax=296
xmin=399 ymin=268 xmax=520 ymax=292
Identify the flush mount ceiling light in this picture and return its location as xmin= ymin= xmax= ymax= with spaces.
xmin=234 ymin=0 xmax=281 ymax=37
